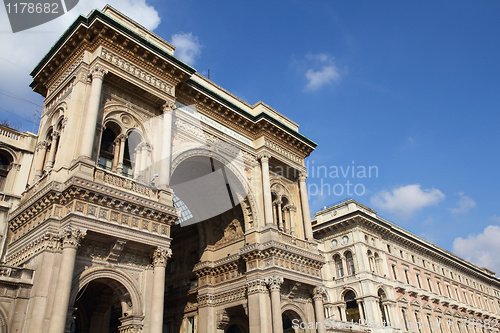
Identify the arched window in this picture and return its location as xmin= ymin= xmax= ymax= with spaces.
xmin=344 ymin=290 xmax=360 ymax=322
xmin=378 ymin=289 xmax=388 ymax=323
xmin=0 ymin=150 xmax=13 ymax=192
xmin=334 ymin=254 xmax=344 ymax=278
xmin=345 ymin=251 xmax=355 ymax=275
xmin=98 ymin=126 xmax=119 ymax=171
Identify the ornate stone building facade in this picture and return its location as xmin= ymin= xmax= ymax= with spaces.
xmin=0 ymin=5 xmax=498 ymax=333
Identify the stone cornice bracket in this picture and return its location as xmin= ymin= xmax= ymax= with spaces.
xmin=162 ymin=101 xmax=176 ymax=114
xmin=246 ymin=278 xmax=267 ymax=295
xmin=152 ymin=246 xmax=172 ymax=268
xmin=313 ymin=286 xmax=327 ymax=301
xmin=59 ymin=226 xmax=87 ymax=249
xmin=265 ymin=275 xmax=284 ymax=291
xmin=89 ymin=65 xmax=108 ymax=80
xmin=298 ymin=172 xmax=307 ymax=182
xmin=257 ymin=151 xmax=271 ymax=162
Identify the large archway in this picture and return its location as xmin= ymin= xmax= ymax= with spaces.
xmin=73 ymin=279 xmax=123 ymax=333
xmin=164 ymin=151 xmax=252 ymax=330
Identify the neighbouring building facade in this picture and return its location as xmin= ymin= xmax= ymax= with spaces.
xmin=0 ymin=5 xmax=498 ymax=333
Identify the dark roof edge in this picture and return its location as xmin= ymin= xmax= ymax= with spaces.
xmin=185 ymin=78 xmax=318 ymax=149
xmin=30 ymin=9 xmax=196 ymax=78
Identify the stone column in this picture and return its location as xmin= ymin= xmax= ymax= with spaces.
xmin=150 ymin=247 xmax=171 ymax=333
xmin=357 ymin=300 xmax=365 ymax=321
xmin=247 ymin=279 xmax=271 ymax=333
xmin=158 ymin=102 xmax=174 ymax=189
xmin=111 ymin=137 xmax=120 ymax=172
xmin=289 ymin=206 xmax=296 ymax=236
xmin=198 ymin=295 xmax=216 ymax=333
xmin=116 ymin=134 xmax=127 ymax=174
xmin=313 ymin=287 xmax=327 ymax=333
xmin=299 ymin=172 xmax=314 ymax=240
xmin=133 ymin=144 xmax=142 ymax=180
xmin=80 ymin=65 xmax=107 ymax=160
xmin=258 ymin=152 xmax=273 ymax=225
xmin=265 ymin=275 xmax=283 ymax=333
xmin=276 ymin=198 xmax=284 ymax=231
xmin=35 ymin=141 xmax=48 ymax=179
xmin=48 ymin=227 xmax=86 ymax=333
xmin=45 ymin=130 xmax=60 ymax=171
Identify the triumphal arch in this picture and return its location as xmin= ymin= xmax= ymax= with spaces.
xmin=2 ymin=5 xmax=326 ymax=333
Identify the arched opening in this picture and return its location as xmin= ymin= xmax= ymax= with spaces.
xmin=0 ymin=150 xmax=13 ymax=192
xmin=98 ymin=123 xmax=121 ymax=171
xmin=73 ymin=278 xmax=130 ymax=333
xmin=378 ymin=289 xmax=388 ymax=323
xmin=166 ymin=153 xmax=250 ymax=329
xmin=344 ymin=290 xmax=360 ymax=322
xmin=282 ymin=310 xmax=305 ymax=332
xmin=122 ymin=130 xmax=142 ymax=179
xmin=345 ymin=251 xmax=355 ymax=275
xmin=333 ymin=254 xmax=344 ymax=278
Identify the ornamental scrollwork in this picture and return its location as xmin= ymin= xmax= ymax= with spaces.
xmin=265 ymin=275 xmax=284 ymax=292
xmin=313 ymin=286 xmax=327 ymax=301
xmin=59 ymin=226 xmax=87 ymax=248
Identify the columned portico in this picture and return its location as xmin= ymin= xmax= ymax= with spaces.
xmin=150 ymin=247 xmax=170 ymax=333
xmin=80 ymin=65 xmax=107 ymax=160
xmin=266 ymin=275 xmax=284 ymax=333
xmin=48 ymin=227 xmax=86 ymax=333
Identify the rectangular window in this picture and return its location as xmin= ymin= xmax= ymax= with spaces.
xmin=405 ymin=270 xmax=410 ymax=284
xmin=427 ymin=278 xmax=433 ymax=292
xmin=417 ymin=274 xmax=422 ymax=288
xmin=455 ymin=287 xmax=460 ymax=301
xmin=446 ymin=285 xmax=451 ymax=298
xmin=392 ymin=265 xmax=398 ymax=281
xmin=437 ymin=282 xmax=442 ymax=295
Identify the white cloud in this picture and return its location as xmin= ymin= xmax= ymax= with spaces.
xmin=370 ymin=184 xmax=445 ymax=218
xmin=303 ymin=53 xmax=340 ymax=91
xmin=453 ymin=225 xmax=500 ymax=276
xmin=0 ymin=1 xmax=161 ymax=120
xmin=171 ymin=33 xmax=201 ymax=65
xmin=450 ymin=192 xmax=476 ymax=214
xmin=491 ymin=215 xmax=500 ymax=223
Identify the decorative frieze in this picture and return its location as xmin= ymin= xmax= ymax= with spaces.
xmin=247 ymin=278 xmax=267 ymax=295
xmin=101 ymin=48 xmax=173 ymax=95
xmin=264 ymin=138 xmax=303 ymax=165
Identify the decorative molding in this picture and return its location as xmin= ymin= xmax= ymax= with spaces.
xmin=101 ymin=48 xmax=173 ymax=94
xmin=265 ymin=275 xmax=284 ymax=291
xmin=90 ymin=64 xmax=108 ymax=80
xmin=216 ymin=309 xmax=230 ymax=329
xmin=247 ymin=278 xmax=267 ymax=295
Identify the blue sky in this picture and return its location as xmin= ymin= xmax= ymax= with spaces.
xmin=0 ymin=1 xmax=499 ymax=273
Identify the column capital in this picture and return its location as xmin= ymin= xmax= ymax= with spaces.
xmin=89 ymin=65 xmax=108 ymax=80
xmin=285 ymin=205 xmax=297 ymax=212
xmin=51 ymin=130 xmax=60 ymax=139
xmin=59 ymin=226 xmax=86 ymax=249
xmin=117 ymin=133 xmax=128 ymax=142
xmin=162 ymin=101 xmax=176 ymax=114
xmin=313 ymin=286 xmax=327 ymax=301
xmin=298 ymin=172 xmax=308 ymax=182
xmin=36 ymin=141 xmax=49 ymax=150
xmin=247 ymin=278 xmax=267 ymax=295
xmin=265 ymin=275 xmax=284 ymax=291
xmin=257 ymin=151 xmax=271 ymax=162
xmin=152 ymin=247 xmax=172 ymax=267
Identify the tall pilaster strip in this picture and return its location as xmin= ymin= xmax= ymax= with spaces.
xmin=158 ymin=101 xmax=174 ymax=189
xmin=80 ymin=65 xmax=107 ymax=160
xmin=48 ymin=227 xmax=86 ymax=333
xmin=313 ymin=286 xmax=327 ymax=333
xmin=150 ymin=247 xmax=171 ymax=333
xmin=299 ymin=172 xmax=314 ymax=240
xmin=265 ymin=275 xmax=284 ymax=333
xmin=258 ymin=152 xmax=273 ymax=226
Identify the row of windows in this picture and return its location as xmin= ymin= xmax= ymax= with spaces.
xmin=387 ymin=245 xmax=497 ymax=297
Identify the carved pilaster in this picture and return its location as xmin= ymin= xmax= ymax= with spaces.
xmin=152 ymin=247 xmax=171 ymax=268
xmin=298 ymin=172 xmax=308 ymax=182
xmin=247 ymin=278 xmax=267 ymax=295
xmin=59 ymin=226 xmax=86 ymax=249
xmin=265 ymin=275 xmax=284 ymax=292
